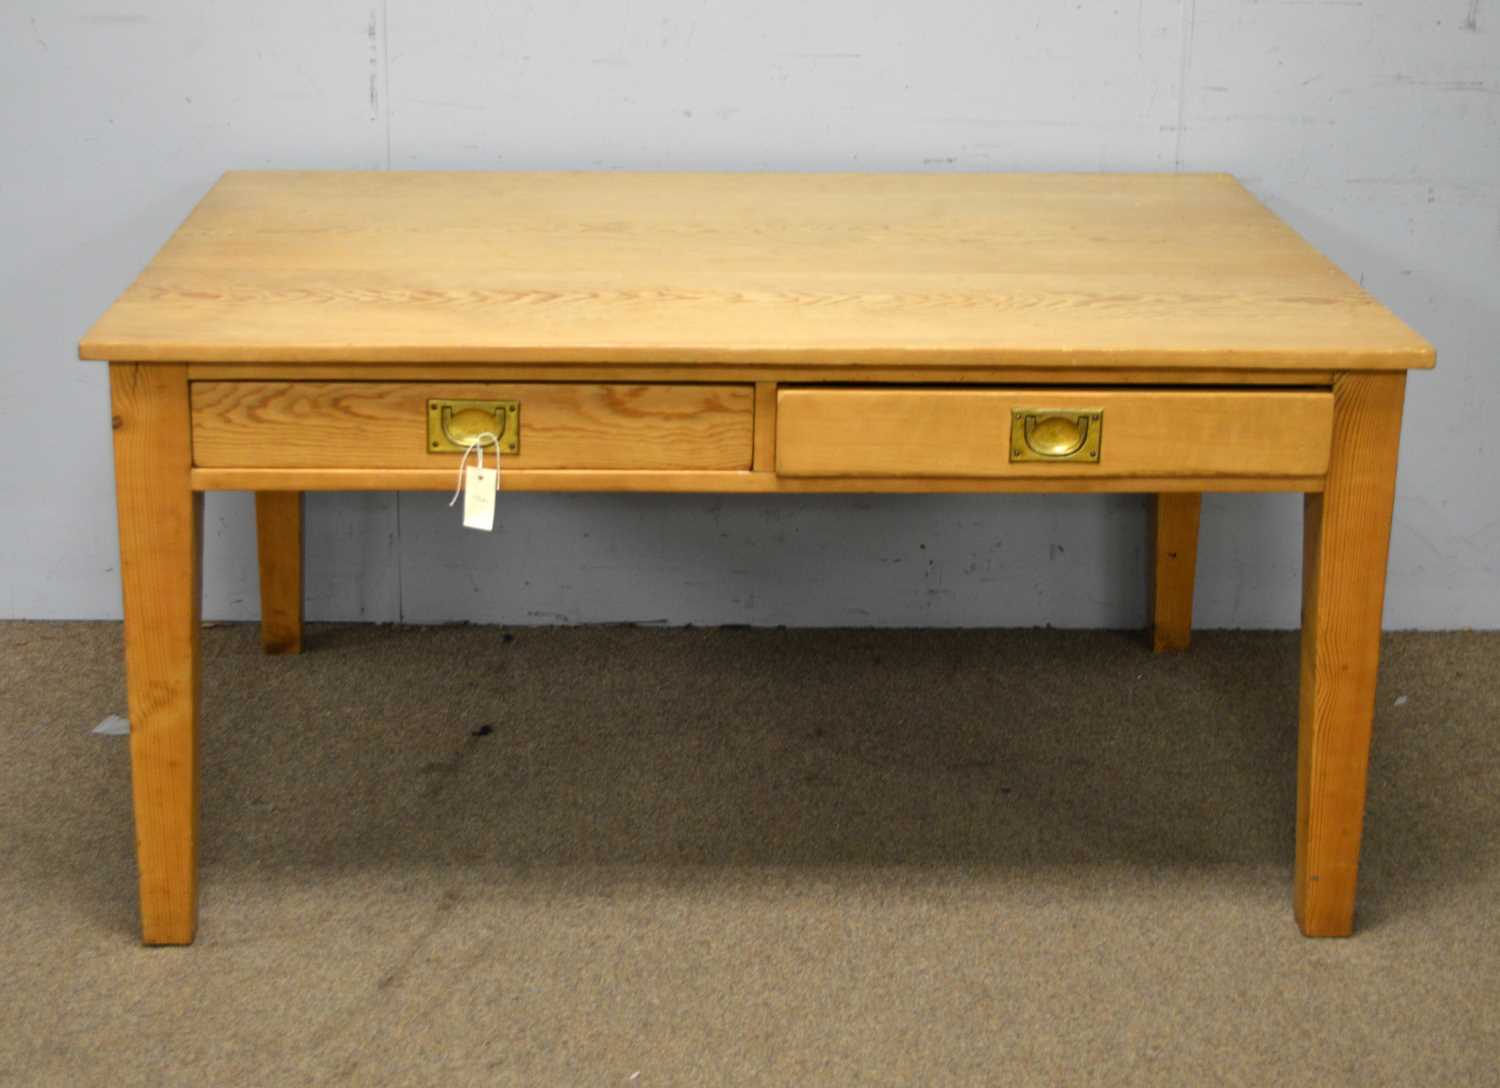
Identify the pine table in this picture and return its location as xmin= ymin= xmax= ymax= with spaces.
xmin=82 ymin=171 xmax=1434 ymax=944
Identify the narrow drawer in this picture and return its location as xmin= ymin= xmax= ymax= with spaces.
xmin=775 ymin=387 xmax=1333 ymax=478
xmin=191 ymin=382 xmax=754 ymax=470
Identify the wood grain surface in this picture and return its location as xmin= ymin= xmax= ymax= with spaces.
xmin=1149 ymin=492 xmax=1203 ymax=652
xmin=775 ymin=387 xmax=1333 ymax=478
xmin=190 ymin=381 xmax=754 ymax=470
xmin=1295 ymin=372 xmax=1407 ymax=937
xmin=185 ymin=363 xmax=1339 ymax=386
xmin=189 ymin=467 xmax=1324 ymax=494
xmin=110 ymin=364 xmax=202 ymax=945
xmin=80 ymin=172 xmax=1433 ymax=370
xmin=254 ymin=492 xmax=303 ymax=655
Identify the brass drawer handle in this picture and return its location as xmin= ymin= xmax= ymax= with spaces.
xmin=427 ymin=399 xmax=520 ymax=454
xmin=1010 ymin=409 xmax=1102 ymax=463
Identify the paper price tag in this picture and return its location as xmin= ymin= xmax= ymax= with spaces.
xmin=462 ymin=466 xmax=497 ymax=531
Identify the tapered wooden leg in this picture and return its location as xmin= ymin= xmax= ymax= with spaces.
xmin=1295 ymin=373 xmax=1405 ymax=937
xmin=111 ymin=364 xmax=202 ymax=945
xmin=255 ymin=492 xmax=304 ymax=655
xmin=1148 ymin=492 xmax=1202 ymax=652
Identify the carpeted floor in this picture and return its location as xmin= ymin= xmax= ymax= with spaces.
xmin=0 ymin=621 xmax=1497 ymax=1086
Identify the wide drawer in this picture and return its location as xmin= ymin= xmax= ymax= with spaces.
xmin=191 ymin=382 xmax=754 ymax=470
xmin=775 ymin=387 xmax=1333 ymax=478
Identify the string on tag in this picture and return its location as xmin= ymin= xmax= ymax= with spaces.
xmin=448 ymin=432 xmax=501 ymax=507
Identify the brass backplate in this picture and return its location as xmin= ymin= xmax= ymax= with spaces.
xmin=427 ymin=399 xmax=520 ymax=454
xmin=1009 ymin=408 xmax=1103 ymax=464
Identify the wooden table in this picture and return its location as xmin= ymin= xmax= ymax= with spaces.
xmin=81 ymin=172 xmax=1433 ymax=944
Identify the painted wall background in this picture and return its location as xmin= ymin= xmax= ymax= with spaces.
xmin=2 ymin=1 xmax=1495 ymax=628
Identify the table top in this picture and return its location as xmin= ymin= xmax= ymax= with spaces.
xmin=79 ymin=171 xmax=1433 ymax=371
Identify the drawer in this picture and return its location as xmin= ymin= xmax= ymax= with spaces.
xmin=191 ymin=382 xmax=754 ymax=470
xmin=775 ymin=387 xmax=1333 ymax=478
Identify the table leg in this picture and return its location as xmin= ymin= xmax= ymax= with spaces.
xmin=111 ymin=364 xmax=202 ymax=945
xmin=1295 ymin=373 xmax=1406 ymax=937
xmin=1148 ymin=492 xmax=1202 ymax=652
xmin=255 ymin=491 xmax=304 ymax=655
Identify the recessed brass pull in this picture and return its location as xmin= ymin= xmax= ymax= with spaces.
xmin=427 ymin=399 xmax=520 ymax=454
xmin=1010 ymin=408 xmax=1103 ymax=463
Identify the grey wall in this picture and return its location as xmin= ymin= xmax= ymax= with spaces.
xmin=2 ymin=1 xmax=1495 ymax=628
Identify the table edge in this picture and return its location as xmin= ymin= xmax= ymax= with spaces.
xmin=77 ymin=342 xmax=1437 ymax=370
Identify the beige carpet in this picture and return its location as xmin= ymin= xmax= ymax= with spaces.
xmin=1 ymin=621 xmax=1497 ymax=1086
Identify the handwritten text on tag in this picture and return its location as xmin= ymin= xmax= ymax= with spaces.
xmin=462 ymin=466 xmax=497 ymax=531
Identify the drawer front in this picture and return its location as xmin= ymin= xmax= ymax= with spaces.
xmin=776 ymin=387 xmax=1333 ymax=478
xmin=192 ymin=382 xmax=754 ymax=470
